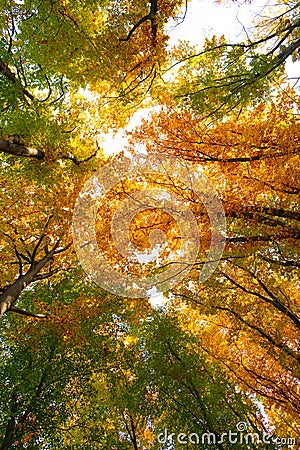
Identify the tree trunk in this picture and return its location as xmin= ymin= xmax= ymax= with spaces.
xmin=0 ymin=138 xmax=44 ymax=160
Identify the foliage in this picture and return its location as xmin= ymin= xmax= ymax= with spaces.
xmin=169 ymin=0 xmax=300 ymax=117
xmin=0 ymin=0 xmax=299 ymax=448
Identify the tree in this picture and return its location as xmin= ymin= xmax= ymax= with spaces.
xmin=168 ymin=0 xmax=300 ymax=117
xmin=1 ymin=297 xmax=271 ymax=449
xmin=0 ymin=0 xmax=188 ymax=162
xmin=127 ymin=87 xmax=300 ymax=434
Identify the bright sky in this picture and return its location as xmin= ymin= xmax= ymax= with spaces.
xmin=168 ymin=0 xmax=254 ymax=46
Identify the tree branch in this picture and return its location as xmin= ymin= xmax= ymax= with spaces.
xmin=9 ymin=305 xmax=48 ymax=319
xmin=219 ymin=270 xmax=300 ymax=330
xmin=62 ymin=150 xmax=98 ymax=166
xmin=0 ymin=234 xmax=71 ymax=317
xmin=0 ymin=58 xmax=35 ymax=101
xmin=0 ymin=138 xmax=44 ymax=160
xmin=120 ymin=0 xmax=158 ymax=42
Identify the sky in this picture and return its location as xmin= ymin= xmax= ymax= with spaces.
xmin=167 ymin=0 xmax=255 ymax=46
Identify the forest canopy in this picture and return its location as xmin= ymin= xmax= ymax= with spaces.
xmin=0 ymin=0 xmax=299 ymax=448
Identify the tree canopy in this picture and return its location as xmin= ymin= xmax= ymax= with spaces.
xmin=0 ymin=0 xmax=299 ymax=448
